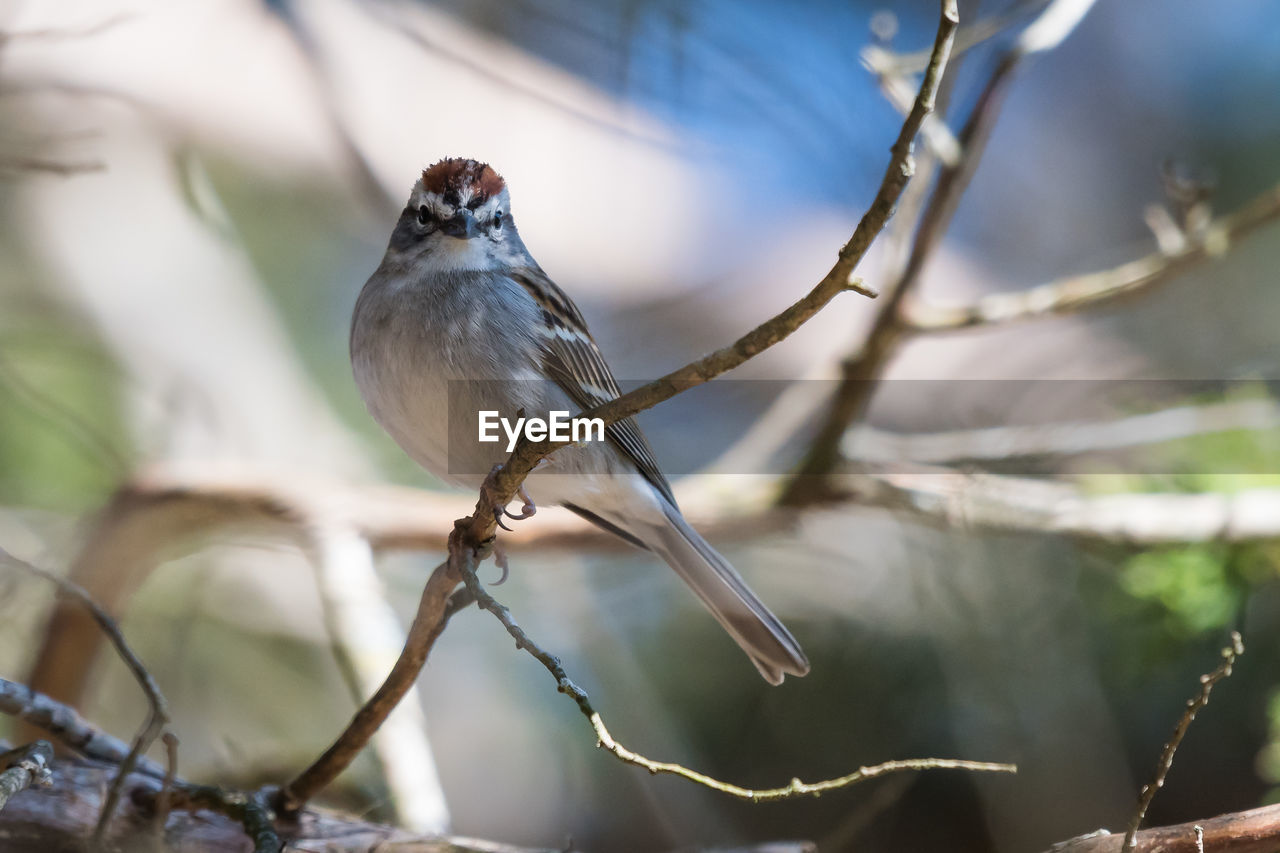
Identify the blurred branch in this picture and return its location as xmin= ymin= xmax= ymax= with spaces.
xmin=457 ymin=547 xmax=1015 ymax=800
xmin=0 ymin=677 xmax=164 ymax=777
xmin=901 ymin=179 xmax=1280 ymax=330
xmin=850 ymin=465 xmax=1280 ymax=545
xmin=1122 ymin=633 xmax=1244 ymax=852
xmin=845 ymin=396 xmax=1280 ymax=463
xmin=0 ymin=741 xmax=53 ymax=811
xmin=781 ymin=0 xmax=1098 ymax=505
xmin=0 ymin=715 xmax=562 ymax=853
xmin=0 ymin=157 xmax=105 ymax=176
xmin=0 ymin=547 xmax=171 ymax=845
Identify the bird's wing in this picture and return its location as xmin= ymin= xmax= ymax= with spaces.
xmin=510 ymin=266 xmax=677 ymax=507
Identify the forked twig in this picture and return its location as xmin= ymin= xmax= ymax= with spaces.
xmin=1122 ymin=633 xmax=1245 ymax=851
xmin=456 ymin=550 xmax=1015 ymax=800
xmin=0 ymin=547 xmax=170 ymax=844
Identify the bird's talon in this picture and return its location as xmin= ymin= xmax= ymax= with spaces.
xmin=492 ymin=543 xmax=510 ymax=585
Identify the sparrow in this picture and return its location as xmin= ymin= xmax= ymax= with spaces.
xmin=350 ymin=157 xmax=809 ymax=684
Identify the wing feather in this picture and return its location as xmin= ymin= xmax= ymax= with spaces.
xmin=511 ymin=267 xmax=677 ymax=507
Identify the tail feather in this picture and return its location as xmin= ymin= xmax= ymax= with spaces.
xmin=647 ymin=500 xmax=810 ymax=684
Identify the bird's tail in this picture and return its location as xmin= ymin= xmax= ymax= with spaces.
xmin=644 ymin=498 xmax=810 ymax=685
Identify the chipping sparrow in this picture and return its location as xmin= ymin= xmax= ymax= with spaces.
xmin=350 ymin=158 xmax=809 ymax=684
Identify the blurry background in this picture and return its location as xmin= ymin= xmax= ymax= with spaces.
xmin=1 ymin=0 xmax=1279 ymax=850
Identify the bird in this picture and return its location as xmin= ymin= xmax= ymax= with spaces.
xmin=350 ymin=157 xmax=809 ymax=684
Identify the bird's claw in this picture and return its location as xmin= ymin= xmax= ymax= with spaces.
xmin=492 ymin=543 xmax=510 ymax=585
xmin=503 ymin=486 xmax=537 ymax=522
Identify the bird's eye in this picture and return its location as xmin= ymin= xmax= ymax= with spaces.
xmin=416 ymin=205 xmax=432 ymax=226
xmin=492 ymin=210 xmax=503 ymax=229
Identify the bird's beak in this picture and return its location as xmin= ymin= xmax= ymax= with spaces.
xmin=440 ymin=210 xmax=478 ymax=239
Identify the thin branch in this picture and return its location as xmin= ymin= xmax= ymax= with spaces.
xmin=1122 ymin=633 xmax=1245 ymax=852
xmin=0 ymin=677 xmax=164 ymax=777
xmin=275 ymin=556 xmax=461 ymax=813
xmin=457 ymin=0 xmax=958 ymax=548
xmin=456 ymin=547 xmax=1014 ymax=801
xmin=302 ymin=523 xmax=450 ymax=832
xmin=900 ymin=180 xmax=1280 ymax=331
xmin=0 ymin=547 xmax=171 ymax=844
xmin=781 ymin=0 xmax=1097 ymax=504
xmin=162 ymin=786 xmax=282 ymax=853
xmin=0 ymin=741 xmax=53 ymax=811
xmin=1048 ymin=805 xmax=1280 ymax=852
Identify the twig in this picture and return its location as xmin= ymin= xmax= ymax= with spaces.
xmin=457 ymin=0 xmax=958 ymax=548
xmin=275 ymin=556 xmax=461 ymax=813
xmin=0 ymin=741 xmax=53 ymax=811
xmin=0 ymin=547 xmax=171 ymax=844
xmin=1047 ymin=805 xmax=1280 ymax=852
xmin=900 ymin=180 xmax=1280 ymax=331
xmin=152 ymin=732 xmax=178 ymax=851
xmin=302 ymin=523 xmax=450 ymax=832
xmin=781 ymin=0 xmax=1098 ymax=505
xmin=1122 ymin=633 xmax=1245 ymax=852
xmin=0 ymin=677 xmax=164 ymax=777
xmin=456 ymin=548 xmax=1014 ymax=800
xmin=164 ymin=786 xmax=282 ymax=853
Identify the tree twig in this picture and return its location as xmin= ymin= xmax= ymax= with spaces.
xmin=900 ymin=180 xmax=1280 ymax=331
xmin=274 ymin=556 xmax=461 ymax=814
xmin=457 ymin=0 xmax=958 ymax=548
xmin=0 ymin=741 xmax=53 ymax=811
xmin=1122 ymin=633 xmax=1245 ymax=851
xmin=455 ymin=543 xmax=1014 ymax=800
xmin=781 ymin=0 xmax=1098 ymax=505
xmin=0 ymin=547 xmax=171 ymax=844
xmin=0 ymin=677 xmax=165 ymax=777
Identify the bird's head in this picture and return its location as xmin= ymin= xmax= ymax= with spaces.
xmin=387 ymin=157 xmax=521 ymax=272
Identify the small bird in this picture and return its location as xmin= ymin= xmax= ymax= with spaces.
xmin=350 ymin=157 xmax=809 ymax=684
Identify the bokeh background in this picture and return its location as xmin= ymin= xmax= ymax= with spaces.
xmin=2 ymin=0 xmax=1280 ymax=850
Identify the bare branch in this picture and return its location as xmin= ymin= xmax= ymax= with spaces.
xmin=0 ymin=741 xmax=53 ymax=811
xmin=0 ymin=677 xmax=164 ymax=777
xmin=782 ymin=0 xmax=1095 ymax=503
xmin=275 ymin=556 xmax=461 ymax=813
xmin=900 ymin=180 xmax=1280 ymax=331
xmin=458 ymin=0 xmax=959 ymax=548
xmin=0 ymin=547 xmax=171 ymax=843
xmin=1122 ymin=633 xmax=1245 ymax=851
xmin=1048 ymin=804 xmax=1280 ymax=852
xmin=456 ymin=548 xmax=1015 ymax=801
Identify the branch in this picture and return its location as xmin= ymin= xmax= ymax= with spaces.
xmin=1049 ymin=805 xmax=1280 ymax=852
xmin=456 ymin=547 xmax=1015 ymax=801
xmin=458 ymin=0 xmax=958 ymax=544
xmin=781 ymin=0 xmax=1097 ymax=503
xmin=0 ymin=677 xmax=164 ymax=777
xmin=901 ymin=180 xmax=1280 ymax=331
xmin=0 ymin=742 xmax=53 ymax=811
xmin=274 ymin=555 xmax=462 ymax=813
xmin=303 ymin=523 xmax=450 ymax=832
xmin=0 ymin=547 xmax=171 ymax=844
xmin=1122 ymin=633 xmax=1245 ymax=851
